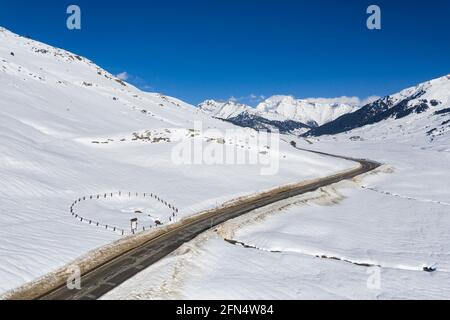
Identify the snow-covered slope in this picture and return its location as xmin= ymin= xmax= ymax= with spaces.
xmin=0 ymin=28 xmax=214 ymax=133
xmin=0 ymin=27 xmax=353 ymax=295
xmin=306 ymin=75 xmax=450 ymax=142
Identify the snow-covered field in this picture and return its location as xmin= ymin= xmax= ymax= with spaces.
xmin=198 ymin=95 xmax=359 ymax=127
xmin=103 ymin=138 xmax=450 ymax=300
xmin=0 ymin=27 xmax=354 ymax=295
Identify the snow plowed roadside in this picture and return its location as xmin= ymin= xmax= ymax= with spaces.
xmin=3 ymin=159 xmax=370 ymax=300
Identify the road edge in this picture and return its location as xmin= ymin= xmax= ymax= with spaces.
xmin=4 ymin=145 xmax=380 ymax=300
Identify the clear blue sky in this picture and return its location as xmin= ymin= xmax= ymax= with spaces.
xmin=1 ymin=0 xmax=449 ymax=106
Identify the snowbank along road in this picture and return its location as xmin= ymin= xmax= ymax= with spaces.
xmin=12 ymin=145 xmax=381 ymax=300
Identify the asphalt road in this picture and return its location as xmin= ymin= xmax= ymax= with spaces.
xmin=38 ymin=144 xmax=381 ymax=300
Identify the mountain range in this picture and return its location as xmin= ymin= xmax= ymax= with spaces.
xmin=198 ymin=96 xmax=358 ymax=134
xmin=198 ymin=76 xmax=450 ymax=142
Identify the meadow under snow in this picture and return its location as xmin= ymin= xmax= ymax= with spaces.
xmin=0 ymin=28 xmax=352 ymax=295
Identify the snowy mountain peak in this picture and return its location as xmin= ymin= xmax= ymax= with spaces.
xmin=256 ymin=95 xmax=357 ymax=127
xmin=198 ymin=95 xmax=358 ymax=130
xmin=198 ymin=99 xmax=252 ymax=119
xmin=258 ymin=95 xmax=298 ymax=108
xmin=0 ymin=26 xmax=230 ymax=142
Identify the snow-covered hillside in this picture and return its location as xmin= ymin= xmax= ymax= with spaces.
xmin=0 ymin=27 xmax=354 ymax=295
xmin=197 ymin=100 xmax=252 ymax=119
xmin=306 ymin=75 xmax=450 ymax=142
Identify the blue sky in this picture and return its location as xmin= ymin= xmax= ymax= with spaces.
xmin=1 ymin=0 xmax=449 ymax=106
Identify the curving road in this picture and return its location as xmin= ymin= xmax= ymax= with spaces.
xmin=37 ymin=143 xmax=381 ymax=300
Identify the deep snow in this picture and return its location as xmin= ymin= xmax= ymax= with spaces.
xmin=103 ymin=139 xmax=450 ymax=300
xmin=0 ymin=27 xmax=353 ymax=295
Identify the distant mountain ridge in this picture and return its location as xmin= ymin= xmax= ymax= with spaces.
xmin=224 ymin=112 xmax=311 ymax=134
xmin=199 ymin=75 xmax=450 ymax=144
xmin=198 ymin=96 xmax=358 ymax=134
xmin=304 ymin=74 xmax=450 ymax=141
xmin=197 ymin=100 xmax=251 ymax=120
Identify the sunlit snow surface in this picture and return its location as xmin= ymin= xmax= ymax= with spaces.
xmin=103 ymin=139 xmax=450 ymax=300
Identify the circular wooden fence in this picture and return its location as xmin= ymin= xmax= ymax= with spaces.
xmin=69 ymin=191 xmax=180 ymax=236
